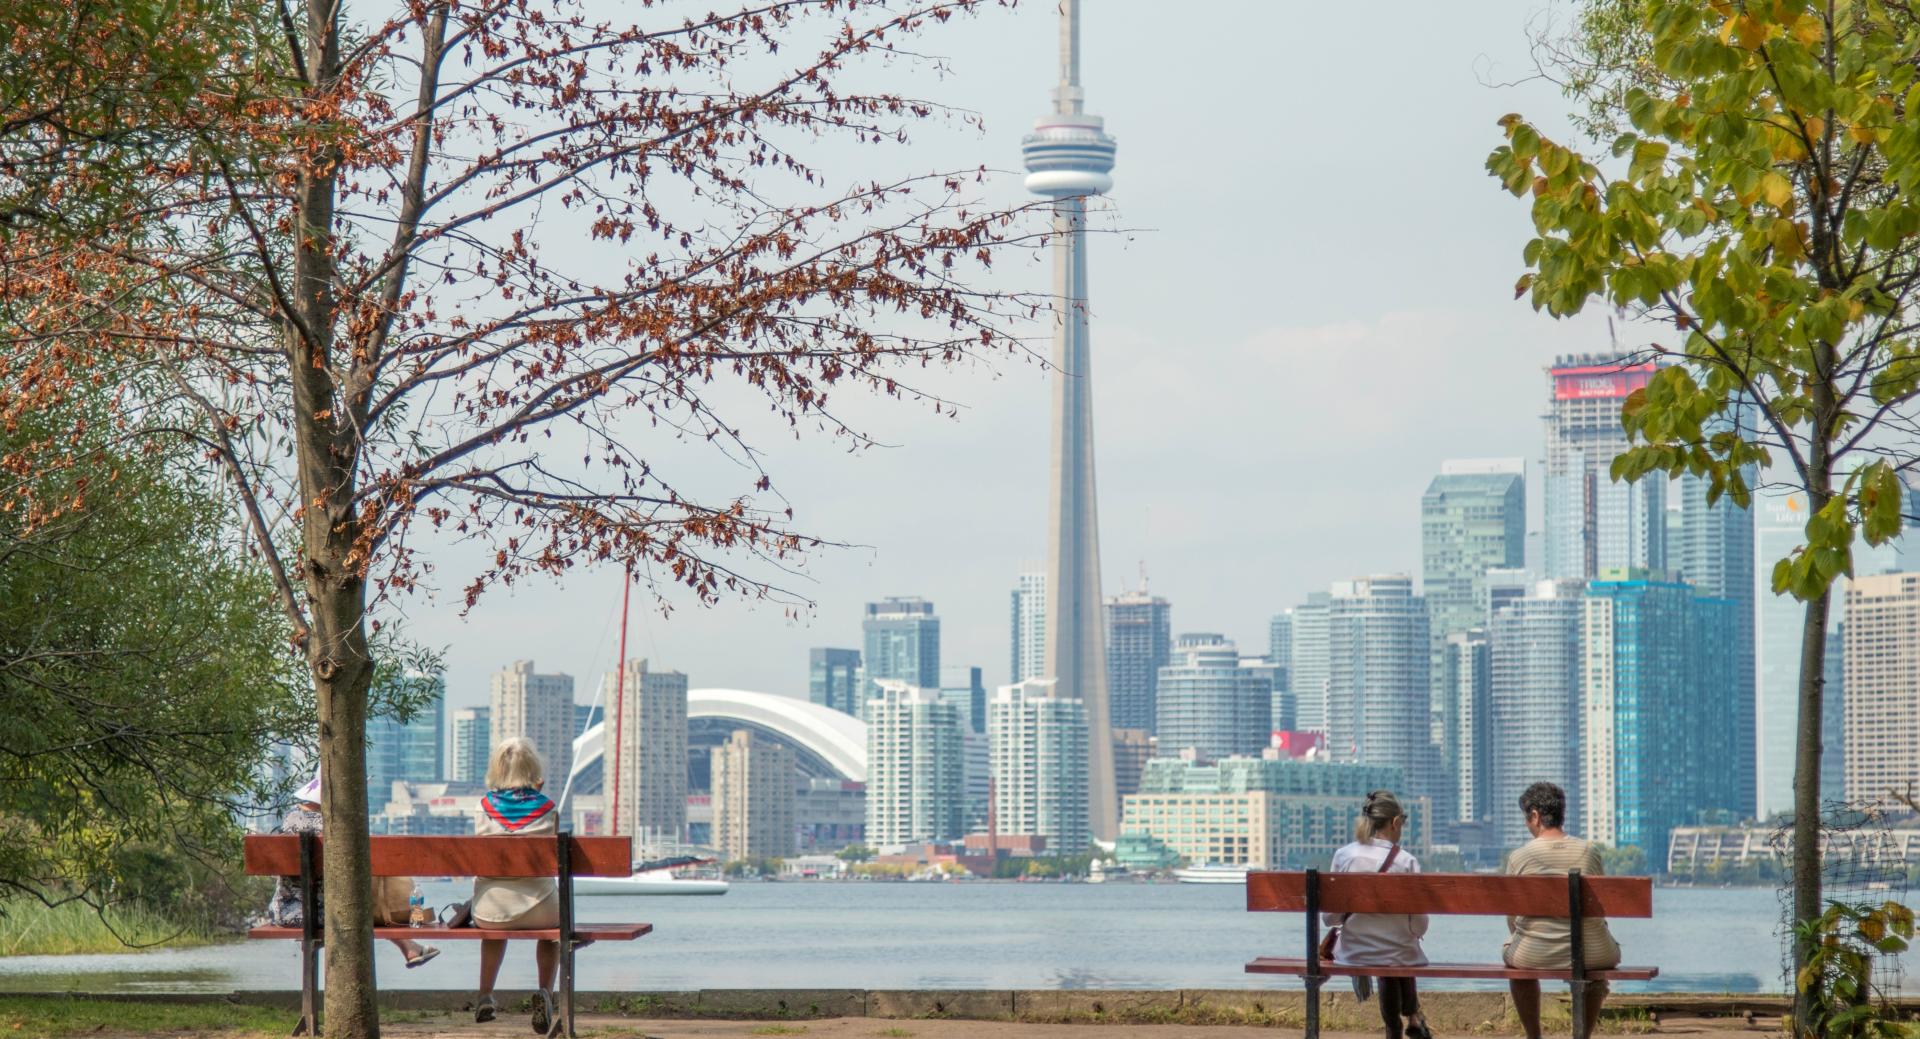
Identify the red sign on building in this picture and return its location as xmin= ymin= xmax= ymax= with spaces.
xmin=1552 ymin=362 xmax=1656 ymax=401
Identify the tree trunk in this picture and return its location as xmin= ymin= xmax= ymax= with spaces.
xmin=1789 ymin=586 xmax=1830 ymax=1039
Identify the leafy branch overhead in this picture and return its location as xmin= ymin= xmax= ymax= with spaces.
xmin=1488 ymin=0 xmax=1920 ymax=602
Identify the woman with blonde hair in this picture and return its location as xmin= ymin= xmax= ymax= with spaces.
xmin=1324 ymin=790 xmax=1432 ymax=1039
xmin=471 ymin=736 xmax=561 ymax=1030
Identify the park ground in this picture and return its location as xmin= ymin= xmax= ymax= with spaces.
xmin=0 ymin=996 xmax=1784 ymax=1039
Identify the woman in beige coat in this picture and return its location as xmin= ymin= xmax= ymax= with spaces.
xmin=472 ymin=737 xmax=562 ymax=1029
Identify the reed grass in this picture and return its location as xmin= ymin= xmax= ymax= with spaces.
xmin=0 ymin=898 xmax=220 ymax=956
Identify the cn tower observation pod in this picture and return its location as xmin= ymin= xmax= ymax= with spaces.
xmin=1022 ymin=113 xmax=1115 ymax=197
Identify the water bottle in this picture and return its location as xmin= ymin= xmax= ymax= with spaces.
xmin=408 ymin=886 xmax=427 ymax=929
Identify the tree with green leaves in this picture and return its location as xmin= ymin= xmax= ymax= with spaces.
xmin=1489 ymin=3 xmax=1920 ymax=1030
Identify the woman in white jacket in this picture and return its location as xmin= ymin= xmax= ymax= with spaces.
xmin=1325 ymin=790 xmax=1432 ymax=1039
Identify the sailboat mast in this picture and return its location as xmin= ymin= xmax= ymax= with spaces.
xmin=611 ymin=570 xmax=631 ymax=837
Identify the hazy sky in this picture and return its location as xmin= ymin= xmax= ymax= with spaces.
xmin=399 ymin=0 xmax=1617 ymax=715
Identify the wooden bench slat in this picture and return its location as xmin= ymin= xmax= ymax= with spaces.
xmin=242 ymin=835 xmax=634 ymax=878
xmin=248 ymin=924 xmax=651 ymax=942
xmin=1244 ymin=957 xmax=1659 ymax=982
xmin=1246 ymin=872 xmax=1653 ymax=918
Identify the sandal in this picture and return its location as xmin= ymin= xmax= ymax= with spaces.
xmin=405 ymin=945 xmax=441 ymax=969
xmin=531 ymin=989 xmax=555 ymax=1034
xmin=474 ymin=995 xmax=497 ymax=1023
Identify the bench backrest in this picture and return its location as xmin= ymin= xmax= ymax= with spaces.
xmin=242 ymin=834 xmax=632 ymax=878
xmin=1246 ymin=871 xmax=1653 ymax=918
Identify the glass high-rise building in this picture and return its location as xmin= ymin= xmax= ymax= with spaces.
xmin=367 ymin=673 xmax=445 ymax=815
xmin=1105 ymin=585 xmax=1171 ymax=733
xmin=450 ymin=705 xmax=491 ymax=785
xmin=1580 ymin=571 xmax=1740 ymax=865
xmin=808 ymin=647 xmax=862 ymax=717
xmin=1154 ymin=634 xmax=1270 ymax=762
xmin=1489 ymin=579 xmax=1583 ymax=851
xmin=1422 ymin=458 xmax=1525 ymax=818
xmin=1288 ymin=592 xmax=1331 ymax=733
xmin=1268 ymin=610 xmax=1294 ymax=730
xmin=863 ymin=597 xmax=940 ymax=702
xmin=1842 ymin=573 xmax=1920 ymax=803
xmin=1543 ymin=356 xmax=1664 ymax=581
xmin=1009 ymin=572 xmax=1047 ymax=684
xmin=1325 ymin=576 xmax=1443 ymax=822
xmin=1665 ymin=467 xmax=1757 ymax=816
xmin=988 ymin=678 xmax=1090 ymax=853
xmin=1444 ymin=629 xmax=1493 ymax=827
xmin=938 ymin=664 xmax=987 ymax=736
xmin=863 ymin=681 xmax=964 ymax=845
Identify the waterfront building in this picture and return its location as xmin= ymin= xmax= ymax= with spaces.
xmin=1010 ymin=571 xmax=1047 ymax=684
xmin=1288 ymin=592 xmax=1331 ymax=733
xmin=1843 ymin=572 xmax=1920 ymax=803
xmin=863 ymin=597 xmax=940 ymax=704
xmin=450 ymin=705 xmax=491 ymax=786
xmin=939 ymin=664 xmax=988 ymax=736
xmin=1444 ymin=629 xmax=1492 ymax=827
xmin=711 ymin=729 xmax=796 ymax=862
xmin=1105 ymin=583 xmax=1172 ymax=733
xmin=1268 ymin=610 xmax=1294 ymax=731
xmin=808 ymin=648 xmax=862 ymax=718
xmin=370 ymin=780 xmax=484 ymax=835
xmin=796 ymin=779 xmax=866 ymax=853
xmin=1543 ymin=356 xmax=1664 ymax=580
xmin=988 ymin=678 xmax=1090 ymax=854
xmin=366 ymin=673 xmax=445 ymax=815
xmin=864 ymin=681 xmax=965 ymax=845
xmin=1580 ymin=570 xmax=1740 ymax=865
xmin=1119 ymin=756 xmax=1419 ymax=868
xmin=1155 ymin=634 xmax=1271 ymax=762
xmin=1667 ymin=467 xmax=1757 ymax=816
xmin=1325 ymin=576 xmax=1445 ymax=823
xmin=1112 ymin=727 xmax=1152 ymax=798
xmin=490 ymin=660 xmax=575 ymax=790
xmin=1422 ymin=458 xmax=1525 ymax=814
xmin=1026 ymin=0 xmax=1119 ymax=841
xmin=605 ymin=658 xmax=688 ymax=845
xmin=1489 ymin=580 xmax=1583 ymax=850
xmin=960 ymin=727 xmax=990 ymax=834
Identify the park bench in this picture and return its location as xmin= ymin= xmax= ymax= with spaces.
xmin=1245 ymin=870 xmax=1658 ymax=1039
xmin=244 ymin=831 xmax=650 ymax=1038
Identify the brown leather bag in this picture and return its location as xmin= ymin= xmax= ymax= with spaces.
xmin=1318 ymin=843 xmax=1401 ymax=961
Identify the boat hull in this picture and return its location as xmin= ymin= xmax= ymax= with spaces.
xmin=575 ymin=874 xmax=730 ymax=896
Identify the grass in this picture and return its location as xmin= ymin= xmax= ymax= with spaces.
xmin=873 ymin=1029 xmax=916 ymax=1037
xmin=747 ymin=1027 xmax=809 ymax=1036
xmin=0 ymin=995 xmax=286 ymax=1038
xmin=0 ymin=899 xmax=219 ymax=956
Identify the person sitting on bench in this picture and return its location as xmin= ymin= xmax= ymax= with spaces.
xmin=471 ymin=737 xmax=562 ymax=1030
xmin=261 ymin=773 xmax=440 ymax=969
xmin=1327 ymin=789 xmax=1433 ymax=1039
xmin=1504 ymin=782 xmax=1622 ymax=1039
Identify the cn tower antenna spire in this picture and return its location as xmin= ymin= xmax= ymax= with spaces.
xmin=1023 ymin=0 xmax=1117 ymax=844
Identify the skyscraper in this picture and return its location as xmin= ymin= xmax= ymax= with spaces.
xmin=1154 ymin=634 xmax=1271 ymax=762
xmin=1268 ymin=610 xmax=1294 ymax=731
xmin=1444 ymin=629 xmax=1493 ymax=827
xmin=864 ymin=681 xmax=965 ymax=846
xmin=862 ymin=597 xmax=940 ymax=702
xmin=1422 ymin=458 xmax=1525 ymax=816
xmin=711 ymin=729 xmax=796 ymax=862
xmin=808 ymin=648 xmax=862 ymax=717
xmin=939 ymin=664 xmax=988 ymax=736
xmin=1489 ymin=580 xmax=1583 ymax=851
xmin=988 ymin=678 xmax=1090 ymax=853
xmin=1842 ymin=572 xmax=1920 ymax=803
xmin=450 ymin=705 xmax=491 ymax=785
xmin=489 ymin=661 xmax=574 ymax=788
xmin=1105 ymin=583 xmax=1171 ymax=733
xmin=1666 ymin=468 xmax=1756 ymax=816
xmin=1543 ymin=356 xmax=1664 ymax=580
xmin=1325 ymin=576 xmax=1442 ymax=820
xmin=1288 ymin=592 xmax=1332 ymax=733
xmin=1580 ymin=571 xmax=1740 ymax=865
xmin=366 ymin=673 xmax=445 ymax=814
xmin=1010 ymin=571 xmax=1047 ymax=684
xmin=605 ymin=658 xmax=688 ymax=846
xmin=1026 ymin=0 xmax=1119 ymax=842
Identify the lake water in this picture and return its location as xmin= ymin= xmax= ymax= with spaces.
xmin=0 ymin=881 xmax=1823 ymax=994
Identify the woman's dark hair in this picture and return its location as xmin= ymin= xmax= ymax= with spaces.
xmin=1518 ymin=781 xmax=1566 ymax=828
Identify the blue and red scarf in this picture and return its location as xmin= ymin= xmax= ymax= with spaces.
xmin=482 ymin=787 xmax=555 ymax=831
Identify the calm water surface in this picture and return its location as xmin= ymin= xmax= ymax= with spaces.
xmin=0 ymin=882 xmax=1812 ymax=994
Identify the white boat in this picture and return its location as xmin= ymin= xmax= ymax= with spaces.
xmin=1173 ymin=863 xmax=1250 ymax=885
xmin=576 ymin=856 xmax=730 ymax=896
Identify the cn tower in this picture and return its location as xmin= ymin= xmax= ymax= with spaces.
xmin=1023 ymin=0 xmax=1118 ymax=842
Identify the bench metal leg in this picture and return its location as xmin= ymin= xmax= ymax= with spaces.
xmin=554 ymin=829 xmax=577 ymax=1039
xmin=294 ymin=937 xmax=320 ymax=1036
xmin=1303 ymin=868 xmax=1322 ymax=1039
xmin=1568 ymin=871 xmax=1588 ymax=1039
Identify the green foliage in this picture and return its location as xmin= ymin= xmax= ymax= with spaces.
xmin=0 ymin=895 xmax=222 ymax=956
xmin=722 ymin=857 xmax=785 ymax=878
xmin=834 ymin=843 xmax=877 ymax=863
xmin=1794 ymin=900 xmax=1916 ymax=1039
xmin=0 ymin=401 xmax=305 ymax=916
xmin=0 ymin=995 xmax=285 ymax=1038
xmin=1599 ymin=842 xmax=1649 ymax=876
